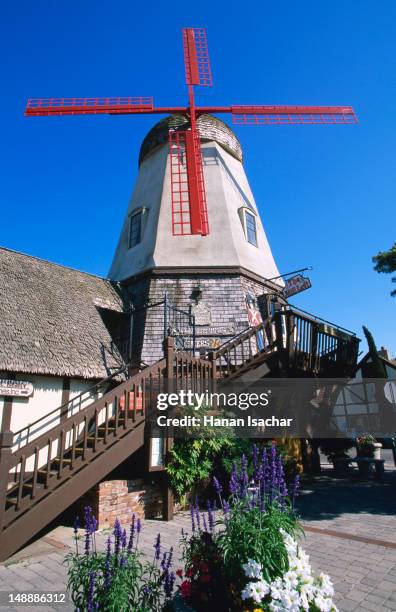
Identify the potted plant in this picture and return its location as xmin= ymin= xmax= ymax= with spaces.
xmin=356 ymin=434 xmax=382 ymax=459
xmin=319 ymin=439 xmax=355 ymax=476
xmin=177 ymin=445 xmax=338 ymax=612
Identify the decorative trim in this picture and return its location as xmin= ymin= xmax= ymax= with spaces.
xmin=119 ymin=265 xmax=284 ymax=293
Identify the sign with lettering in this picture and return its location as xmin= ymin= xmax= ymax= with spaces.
xmin=191 ymin=303 xmax=212 ymax=327
xmin=0 ymin=379 xmax=34 ymax=397
xmin=283 ymin=275 xmax=312 ymax=299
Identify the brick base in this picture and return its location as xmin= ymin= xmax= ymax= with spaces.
xmin=98 ymin=479 xmax=164 ymax=528
xmin=75 ymin=478 xmax=164 ymax=529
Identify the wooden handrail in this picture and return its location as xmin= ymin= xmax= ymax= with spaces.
xmin=11 ymin=359 xmax=166 ymax=463
xmin=12 ymin=364 xmax=130 ymax=440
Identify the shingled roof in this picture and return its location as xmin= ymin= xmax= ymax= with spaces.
xmin=0 ymin=247 xmax=129 ymax=379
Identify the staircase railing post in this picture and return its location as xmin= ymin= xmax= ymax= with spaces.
xmin=0 ymin=431 xmax=13 ymax=532
xmin=286 ymin=313 xmax=295 ymax=366
xmin=161 ymin=336 xmax=175 ymax=521
xmin=310 ymin=322 xmax=319 ymax=373
xmin=274 ymin=310 xmax=287 ymax=372
xmin=164 ymin=336 xmax=175 ymax=378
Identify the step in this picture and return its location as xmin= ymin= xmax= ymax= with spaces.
xmin=22 ymin=482 xmax=44 ymax=491
xmin=37 ymin=469 xmax=59 ymax=483
xmin=52 ymin=458 xmax=72 ymax=465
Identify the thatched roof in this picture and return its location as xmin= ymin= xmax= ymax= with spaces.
xmin=0 ymin=247 xmax=129 ymax=379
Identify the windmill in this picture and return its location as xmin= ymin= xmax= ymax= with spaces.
xmin=25 ymin=27 xmax=357 ymax=238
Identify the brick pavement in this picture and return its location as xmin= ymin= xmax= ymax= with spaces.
xmin=0 ymin=459 xmax=395 ymax=611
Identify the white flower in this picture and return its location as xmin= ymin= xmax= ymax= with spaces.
xmin=242 ymin=558 xmax=263 ymax=579
xmin=314 ymin=594 xmax=335 ymax=612
xmin=317 ymin=572 xmax=335 ymax=597
xmin=300 ymin=583 xmax=316 ymax=602
xmin=241 ymin=580 xmax=268 ymax=603
xmin=280 ymin=588 xmax=301 ymax=611
xmin=283 ymin=570 xmax=299 ymax=590
xmin=239 ymin=531 xmax=338 ymax=612
xmin=270 ymin=577 xmax=283 ymax=600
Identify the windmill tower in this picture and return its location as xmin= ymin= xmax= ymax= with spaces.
xmin=108 ymin=113 xmax=284 ymax=362
xmin=25 ymin=27 xmax=357 ymax=364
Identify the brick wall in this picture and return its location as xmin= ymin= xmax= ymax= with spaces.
xmin=77 ymin=479 xmax=164 ymax=529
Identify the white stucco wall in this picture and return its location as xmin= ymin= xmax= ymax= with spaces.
xmin=109 ymin=140 xmax=281 ymax=282
xmin=8 ymin=375 xmax=99 ymax=473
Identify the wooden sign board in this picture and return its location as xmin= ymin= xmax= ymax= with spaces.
xmin=283 ymin=275 xmax=312 ymax=299
xmin=0 ymin=379 xmax=34 ymax=398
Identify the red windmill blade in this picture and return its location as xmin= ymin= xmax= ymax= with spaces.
xmin=169 ymin=27 xmax=211 ymax=237
xmin=25 ymin=27 xmax=358 ymax=238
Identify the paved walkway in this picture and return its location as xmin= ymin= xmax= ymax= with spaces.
xmin=0 ymin=454 xmax=395 ymax=611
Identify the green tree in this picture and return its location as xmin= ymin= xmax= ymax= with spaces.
xmin=372 ymin=243 xmax=396 ymax=297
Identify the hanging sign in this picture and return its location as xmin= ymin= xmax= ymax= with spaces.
xmin=0 ymin=379 xmax=34 ymax=397
xmin=283 ymin=275 xmax=312 ymax=299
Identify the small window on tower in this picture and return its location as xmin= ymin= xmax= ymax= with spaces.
xmin=245 ymin=211 xmax=258 ymax=246
xmin=129 ymin=211 xmax=142 ymax=248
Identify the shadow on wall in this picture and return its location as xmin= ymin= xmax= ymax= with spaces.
xmin=202 ymin=147 xmax=256 ymax=213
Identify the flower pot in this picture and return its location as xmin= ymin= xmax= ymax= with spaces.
xmin=357 ymin=442 xmax=382 ymax=460
xmin=372 ymin=442 xmax=382 ymax=460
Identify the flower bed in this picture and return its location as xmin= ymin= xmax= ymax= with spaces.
xmin=67 ymin=445 xmax=338 ymax=611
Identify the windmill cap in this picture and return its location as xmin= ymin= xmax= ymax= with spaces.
xmin=139 ymin=114 xmax=243 ymax=166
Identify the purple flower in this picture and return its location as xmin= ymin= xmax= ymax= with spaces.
xmin=87 ymin=571 xmax=95 ymax=612
xmin=292 ymin=474 xmax=300 ymax=507
xmin=161 ymin=547 xmax=173 ymax=571
xmin=229 ymin=462 xmax=238 ymax=496
xmin=104 ymin=537 xmax=112 ymax=589
xmin=113 ymin=519 xmax=122 ymax=556
xmin=190 ymin=505 xmax=196 ymax=532
xmin=128 ymin=514 xmax=135 ymax=553
xmin=83 ymin=509 xmax=92 ymax=556
xmin=73 ymin=516 xmax=80 ymax=535
xmin=240 ymin=457 xmax=249 ymax=498
xmin=213 ymin=476 xmax=222 ymax=495
xmin=249 ymin=489 xmax=257 ymax=509
xmin=136 ymin=517 xmax=141 ymax=534
xmin=223 ymin=499 xmax=230 ymax=515
xmin=164 ymin=570 xmax=176 ymax=599
xmin=252 ymin=443 xmax=259 ymax=470
xmin=202 ymin=513 xmax=208 ymax=532
xmin=167 ymin=546 xmax=173 ymax=570
xmin=154 ymin=533 xmax=161 ymax=561
xmin=207 ymin=501 xmax=215 ymax=532
xmin=121 ymin=528 xmax=127 ymax=549
xmin=160 ymin=551 xmax=167 ymax=571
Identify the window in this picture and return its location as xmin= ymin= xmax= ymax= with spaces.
xmin=245 ymin=211 xmax=258 ymax=246
xmin=129 ymin=211 xmax=142 ymax=248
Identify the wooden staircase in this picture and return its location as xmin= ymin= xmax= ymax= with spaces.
xmin=211 ymin=306 xmax=360 ymax=381
xmin=0 ymin=306 xmax=359 ymax=561
xmin=0 ymin=360 xmax=169 ymax=561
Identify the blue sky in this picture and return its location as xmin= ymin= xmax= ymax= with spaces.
xmin=1 ymin=1 xmax=395 ymax=357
